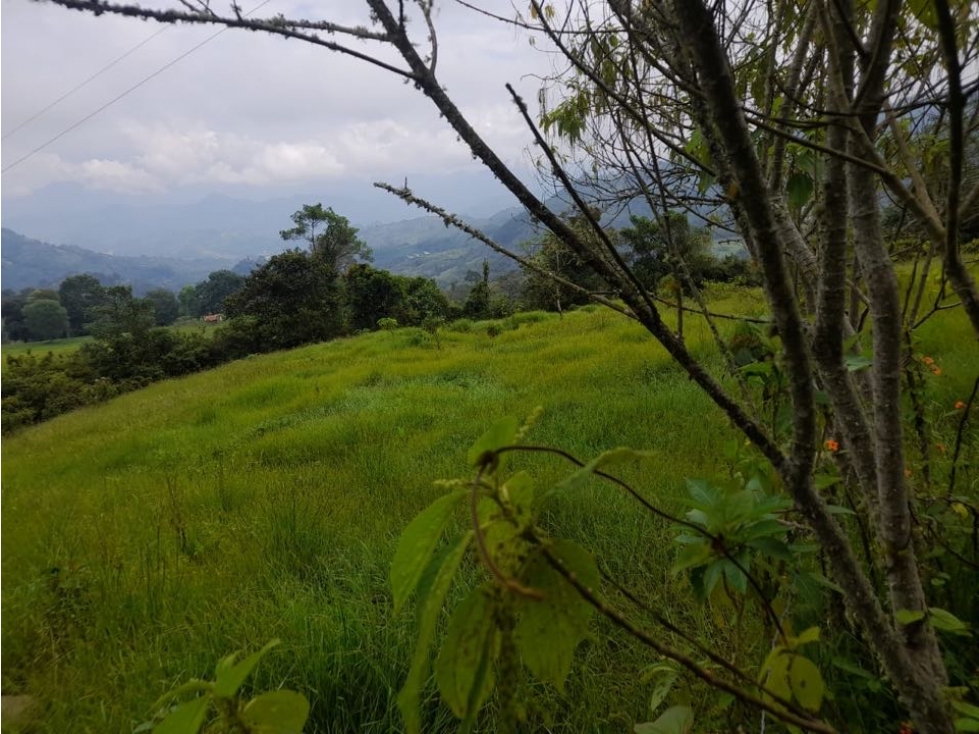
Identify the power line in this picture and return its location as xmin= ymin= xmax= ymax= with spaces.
xmin=1 ymin=0 xmax=273 ymax=176
xmin=1 ymin=25 xmax=171 ymax=141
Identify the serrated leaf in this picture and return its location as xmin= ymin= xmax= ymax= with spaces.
xmin=929 ymin=607 xmax=970 ymax=634
xmin=391 ymin=490 xmax=467 ymax=614
xmin=435 ymin=586 xmax=499 ymax=719
xmin=514 ymin=540 xmax=598 ymax=690
xmin=397 ymin=532 xmax=472 ymax=734
xmin=241 ymin=690 xmax=310 ymax=734
xmin=634 ymin=705 xmax=694 ymax=733
xmin=467 ymin=417 xmax=518 ymax=469
xmin=788 ymin=655 xmax=825 ymax=713
xmin=153 ymin=696 xmax=210 ymax=734
xmin=895 ymin=609 xmax=926 ymax=625
xmin=214 ymin=639 xmax=280 ymax=698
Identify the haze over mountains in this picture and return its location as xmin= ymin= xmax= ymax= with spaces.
xmin=1 ymin=182 xmax=542 ymax=292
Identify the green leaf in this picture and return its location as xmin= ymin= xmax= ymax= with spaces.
xmin=467 ymin=416 xmax=519 ymax=469
xmin=514 ymin=540 xmax=599 ymax=690
xmin=895 ymin=609 xmax=926 ymax=625
xmin=643 ymin=662 xmax=679 ymax=714
xmin=907 ymin=0 xmax=939 ymax=30
xmin=685 ymin=478 xmax=719 ymax=507
xmin=241 ymin=690 xmax=310 ymax=734
xmin=954 ymin=719 xmax=979 ymax=732
xmin=929 ymin=607 xmax=971 ymax=634
xmin=435 ymin=586 xmax=499 ymax=719
xmin=397 ymin=532 xmax=472 ymax=734
xmin=557 ymin=447 xmax=654 ymax=494
xmin=792 ymin=626 xmax=820 ymax=647
xmin=153 ymin=696 xmax=210 ymax=734
xmin=844 ymin=353 xmax=873 ymax=372
xmin=759 ymin=647 xmax=791 ymax=705
xmin=788 ymin=655 xmax=825 ymax=712
xmin=747 ymin=536 xmax=793 ymax=561
xmin=391 ymin=490 xmax=467 ymax=614
xmin=634 ymin=705 xmax=694 ymax=734
xmin=951 ymin=700 xmax=979 ymax=719
xmin=786 ymin=171 xmax=814 ymax=210
xmin=213 ymin=639 xmax=280 ymax=699
xmin=672 ymin=542 xmax=711 ymax=574
xmin=499 ymin=471 xmax=535 ymax=526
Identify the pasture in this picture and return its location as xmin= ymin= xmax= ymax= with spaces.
xmin=1 ymin=287 xmax=974 ymax=733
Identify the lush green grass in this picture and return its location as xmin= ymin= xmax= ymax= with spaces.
xmin=1 ymin=335 xmax=93 ymax=360
xmin=1 ymin=285 xmax=975 ymax=733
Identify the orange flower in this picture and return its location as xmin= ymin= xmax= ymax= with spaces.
xmin=824 ymin=439 xmax=840 ymax=452
xmin=922 ymin=356 xmax=935 ymax=365
xmin=955 ymin=400 xmax=967 ymax=410
xmin=935 ymin=443 xmax=947 ymax=454
xmin=899 ymin=723 xmax=914 ymax=734
xmin=931 ymin=366 xmax=942 ymax=376
xmin=904 ymin=468 xmax=913 ymax=478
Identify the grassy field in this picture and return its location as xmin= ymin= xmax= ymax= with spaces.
xmin=1 ymin=321 xmax=219 ymax=363
xmin=1 ymin=286 xmax=975 ymax=733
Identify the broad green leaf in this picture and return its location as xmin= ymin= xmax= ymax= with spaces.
xmin=673 ymin=542 xmax=711 ymax=574
xmin=514 ymin=540 xmax=599 ymax=691
xmin=759 ymin=647 xmax=791 ymax=705
xmin=150 ymin=680 xmax=213 ymax=711
xmin=929 ymin=607 xmax=970 ymax=634
xmin=723 ymin=559 xmax=748 ymax=595
xmin=702 ymin=561 xmax=724 ymax=599
xmin=634 ymin=705 xmax=694 ymax=734
xmin=742 ymin=518 xmax=787 ymax=541
xmin=241 ymin=690 xmax=310 ymax=734
xmin=214 ymin=639 xmax=280 ymax=698
xmin=951 ymin=700 xmax=979 ymax=719
xmin=814 ymin=474 xmax=841 ymax=490
xmin=895 ymin=609 xmax=926 ymax=625
xmin=954 ymin=720 xmax=979 ymax=732
xmin=786 ymin=171 xmax=814 ymax=210
xmin=435 ymin=586 xmax=499 ymax=719
xmin=685 ymin=478 xmax=719 ymax=507
xmin=788 ymin=655 xmax=825 ymax=713
xmin=153 ymin=696 xmax=210 ymax=734
xmin=467 ymin=417 xmax=518 ymax=469
xmin=907 ymin=0 xmax=939 ymax=30
xmin=514 ymin=540 xmax=599 ymax=690
xmin=391 ymin=490 xmax=467 ymax=614
xmin=499 ymin=471 xmax=535 ymax=526
xmin=397 ymin=532 xmax=472 ymax=734
xmin=747 ymin=536 xmax=793 ymax=561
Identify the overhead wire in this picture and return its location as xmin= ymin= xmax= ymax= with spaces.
xmin=1 ymin=0 xmax=273 ymax=175
xmin=2 ymin=24 xmax=171 ymax=141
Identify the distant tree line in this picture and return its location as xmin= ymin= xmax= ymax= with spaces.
xmin=1 ymin=206 xmax=447 ymax=432
xmin=2 ymin=204 xmax=761 ymax=433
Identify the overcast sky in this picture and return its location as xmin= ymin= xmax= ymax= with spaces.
xmin=1 ymin=0 xmax=555 ymax=221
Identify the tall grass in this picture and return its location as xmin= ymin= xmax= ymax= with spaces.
xmin=2 ymin=289 xmax=975 ymax=733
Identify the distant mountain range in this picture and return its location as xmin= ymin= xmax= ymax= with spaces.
xmin=1 ymin=188 xmax=746 ymax=293
xmin=0 ymin=204 xmax=541 ymax=293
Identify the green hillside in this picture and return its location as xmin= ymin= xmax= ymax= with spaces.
xmin=2 ymin=291 xmax=974 ymax=733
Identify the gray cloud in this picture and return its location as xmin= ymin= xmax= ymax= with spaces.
xmin=1 ymin=0 xmax=553 ymax=206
